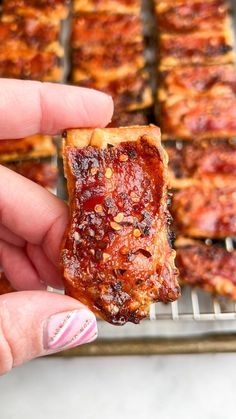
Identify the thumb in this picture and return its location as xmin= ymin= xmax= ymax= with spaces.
xmin=0 ymin=291 xmax=97 ymax=375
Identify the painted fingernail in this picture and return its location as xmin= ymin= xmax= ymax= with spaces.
xmin=44 ymin=309 xmax=97 ymax=351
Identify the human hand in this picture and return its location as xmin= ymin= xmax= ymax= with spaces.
xmin=0 ymin=79 xmax=113 ymax=375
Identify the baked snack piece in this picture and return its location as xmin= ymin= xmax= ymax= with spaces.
xmin=172 ymin=185 xmax=236 ymax=238
xmin=0 ymin=15 xmax=60 ymax=48
xmin=108 ymin=111 xmax=149 ymax=127
xmin=175 ymin=237 xmax=236 ymax=301
xmin=2 ymin=0 xmax=70 ymax=22
xmin=5 ymin=161 xmax=58 ymax=190
xmin=159 ymin=95 xmax=236 ymax=141
xmin=158 ymin=64 xmax=236 ymax=101
xmin=73 ymin=0 xmax=141 ymax=14
xmin=0 ymin=272 xmax=15 ymax=295
xmin=166 ymin=142 xmax=236 ymax=189
xmin=0 ymin=135 xmax=56 ymax=162
xmin=61 ymin=126 xmax=180 ymax=325
xmin=71 ymin=41 xmax=145 ymax=83
xmin=78 ymin=71 xmax=153 ymax=112
xmin=159 ymin=31 xmax=234 ymax=67
xmin=0 ymin=40 xmax=63 ymax=81
xmin=71 ymin=13 xmax=142 ymax=47
xmin=154 ymin=0 xmax=229 ymax=34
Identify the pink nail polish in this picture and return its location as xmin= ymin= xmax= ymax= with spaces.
xmin=44 ymin=309 xmax=98 ymax=351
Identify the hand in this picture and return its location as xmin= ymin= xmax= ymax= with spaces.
xmin=0 ymin=79 xmax=113 ymax=375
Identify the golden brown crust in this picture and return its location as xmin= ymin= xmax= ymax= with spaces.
xmin=159 ymin=31 xmax=234 ymax=67
xmin=166 ymin=142 xmax=236 ymax=189
xmin=73 ymin=0 xmax=141 ymax=14
xmin=64 ymin=126 xmax=162 ymax=149
xmin=159 ymin=95 xmax=236 ymax=141
xmin=175 ymin=238 xmax=236 ymax=301
xmin=72 ymin=42 xmax=145 ymax=83
xmin=172 ymin=185 xmax=236 ymax=238
xmin=155 ymin=0 xmax=229 ymax=34
xmin=0 ymin=135 xmax=56 ymax=162
xmin=61 ymin=126 xmax=180 ymax=325
xmin=72 ymin=13 xmax=142 ymax=47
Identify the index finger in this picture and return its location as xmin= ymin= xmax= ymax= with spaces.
xmin=0 ymin=79 xmax=114 ymax=139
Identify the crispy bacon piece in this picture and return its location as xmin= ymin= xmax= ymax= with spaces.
xmin=158 ymin=65 xmax=236 ymax=101
xmin=2 ymin=0 xmax=70 ymax=21
xmin=0 ymin=38 xmax=63 ymax=81
xmin=175 ymin=238 xmax=236 ymax=301
xmin=159 ymin=32 xmax=234 ymax=67
xmin=0 ymin=53 xmax=62 ymax=81
xmin=73 ymin=0 xmax=141 ymax=14
xmin=108 ymin=111 xmax=149 ymax=127
xmin=61 ymin=126 xmax=180 ymax=325
xmin=0 ymin=135 xmax=56 ymax=162
xmin=77 ymin=72 xmax=153 ymax=112
xmin=155 ymin=0 xmax=229 ymax=33
xmin=0 ymin=272 xmax=15 ymax=295
xmin=72 ymin=13 xmax=142 ymax=47
xmin=166 ymin=142 xmax=236 ymax=189
xmin=72 ymin=42 xmax=145 ymax=83
xmin=159 ymin=95 xmax=236 ymax=140
xmin=0 ymin=16 xmax=60 ymax=48
xmin=5 ymin=161 xmax=58 ymax=190
xmin=172 ymin=185 xmax=236 ymax=238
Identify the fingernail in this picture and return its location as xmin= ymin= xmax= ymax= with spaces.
xmin=44 ymin=309 xmax=97 ymax=351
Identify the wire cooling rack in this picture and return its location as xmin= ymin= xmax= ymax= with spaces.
xmin=53 ymin=0 xmax=236 ymax=355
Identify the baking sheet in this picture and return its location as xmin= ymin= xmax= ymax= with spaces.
xmin=55 ymin=0 xmax=236 ymax=354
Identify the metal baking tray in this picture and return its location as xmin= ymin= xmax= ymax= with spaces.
xmin=54 ymin=0 xmax=236 ymax=356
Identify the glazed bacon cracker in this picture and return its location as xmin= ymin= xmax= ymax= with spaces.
xmin=0 ymin=15 xmax=60 ymax=48
xmin=160 ymin=96 xmax=236 ymax=141
xmin=172 ymin=185 xmax=236 ymax=239
xmin=0 ymin=135 xmax=56 ymax=162
xmin=155 ymin=0 xmax=229 ymax=34
xmin=72 ymin=42 xmax=145 ymax=83
xmin=155 ymin=0 xmax=236 ymax=141
xmin=0 ymin=46 xmax=63 ymax=81
xmin=175 ymin=238 xmax=236 ymax=301
xmin=2 ymin=0 xmax=70 ymax=22
xmin=61 ymin=126 xmax=180 ymax=325
xmin=158 ymin=64 xmax=236 ymax=101
xmin=77 ymin=71 xmax=153 ymax=113
xmin=0 ymin=0 xmax=68 ymax=83
xmin=71 ymin=13 xmax=142 ymax=47
xmin=159 ymin=31 xmax=234 ymax=68
xmin=166 ymin=142 xmax=236 ymax=189
xmin=71 ymin=2 xmax=152 ymax=116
